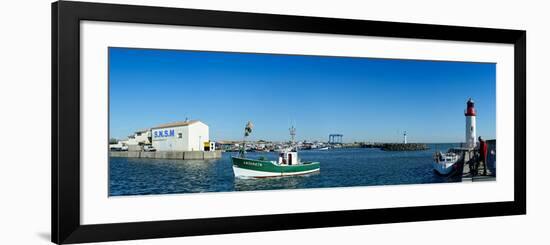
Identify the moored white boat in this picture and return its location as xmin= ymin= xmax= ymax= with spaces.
xmin=433 ymin=151 xmax=460 ymax=175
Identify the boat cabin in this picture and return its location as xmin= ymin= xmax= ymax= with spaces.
xmin=434 ymin=151 xmax=459 ymax=163
xmin=279 ymin=151 xmax=299 ymax=165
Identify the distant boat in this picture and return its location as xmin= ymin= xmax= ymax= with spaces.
xmin=232 ymin=124 xmax=320 ymax=178
xmin=318 ymin=147 xmax=329 ymax=151
xmin=432 ymin=151 xmax=460 ymax=175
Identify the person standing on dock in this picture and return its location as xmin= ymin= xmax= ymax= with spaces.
xmin=477 ymin=136 xmax=488 ymax=176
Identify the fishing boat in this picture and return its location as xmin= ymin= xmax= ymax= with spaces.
xmin=432 ymin=150 xmax=461 ymax=175
xmin=232 ymin=123 xmax=320 ymax=178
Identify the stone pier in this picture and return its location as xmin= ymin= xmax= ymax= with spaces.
xmin=109 ymin=150 xmax=222 ymax=160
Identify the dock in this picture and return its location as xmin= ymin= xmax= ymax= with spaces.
xmin=110 ymin=150 xmax=222 ymax=160
xmin=460 ymin=153 xmax=496 ymax=182
xmin=458 ymin=139 xmax=496 ymax=182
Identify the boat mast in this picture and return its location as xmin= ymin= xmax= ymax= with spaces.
xmin=289 ymin=126 xmax=296 ymax=151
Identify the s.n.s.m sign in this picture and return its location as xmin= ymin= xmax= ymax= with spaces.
xmin=153 ymin=129 xmax=175 ymax=138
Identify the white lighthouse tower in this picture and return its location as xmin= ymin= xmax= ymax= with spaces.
xmin=403 ymin=131 xmax=407 ymax=144
xmin=465 ymin=98 xmax=477 ymax=148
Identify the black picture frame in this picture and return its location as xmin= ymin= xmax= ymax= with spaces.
xmin=52 ymin=1 xmax=526 ymax=244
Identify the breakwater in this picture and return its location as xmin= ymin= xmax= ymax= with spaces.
xmin=380 ymin=143 xmax=429 ymax=151
xmin=110 ymin=150 xmax=222 ymax=160
xmin=361 ymin=143 xmax=429 ymax=151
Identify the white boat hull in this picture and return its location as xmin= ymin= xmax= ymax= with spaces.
xmin=433 ymin=161 xmax=459 ymax=175
xmin=232 ymin=166 xmax=320 ymax=179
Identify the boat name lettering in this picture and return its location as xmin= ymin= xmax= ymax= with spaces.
xmin=244 ymin=161 xmax=262 ymax=167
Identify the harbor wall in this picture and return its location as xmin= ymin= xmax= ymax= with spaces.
xmin=110 ymin=150 xmax=222 ymax=160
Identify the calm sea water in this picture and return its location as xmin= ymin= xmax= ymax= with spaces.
xmin=109 ymin=143 xmax=462 ymax=196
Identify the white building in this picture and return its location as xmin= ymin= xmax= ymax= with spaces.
xmin=151 ymin=120 xmax=210 ymax=152
xmin=114 ymin=129 xmax=152 ymax=151
xmin=126 ymin=129 xmax=152 ymax=146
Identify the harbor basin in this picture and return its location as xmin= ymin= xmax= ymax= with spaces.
xmin=107 ymin=143 xmax=480 ymax=196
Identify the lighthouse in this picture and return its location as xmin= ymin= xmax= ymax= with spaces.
xmin=465 ymin=98 xmax=477 ymax=148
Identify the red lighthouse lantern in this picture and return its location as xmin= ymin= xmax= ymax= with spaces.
xmin=465 ymin=98 xmax=476 ymax=117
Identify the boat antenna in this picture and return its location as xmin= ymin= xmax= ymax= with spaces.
xmin=289 ymin=125 xmax=296 ymax=151
xmin=241 ymin=121 xmax=253 ymax=157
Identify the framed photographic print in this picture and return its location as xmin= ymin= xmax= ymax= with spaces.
xmin=52 ymin=1 xmax=526 ymax=244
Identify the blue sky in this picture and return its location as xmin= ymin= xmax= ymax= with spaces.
xmin=109 ymin=47 xmax=496 ymax=143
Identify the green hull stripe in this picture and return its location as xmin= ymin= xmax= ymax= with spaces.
xmin=232 ymin=157 xmax=319 ymax=173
